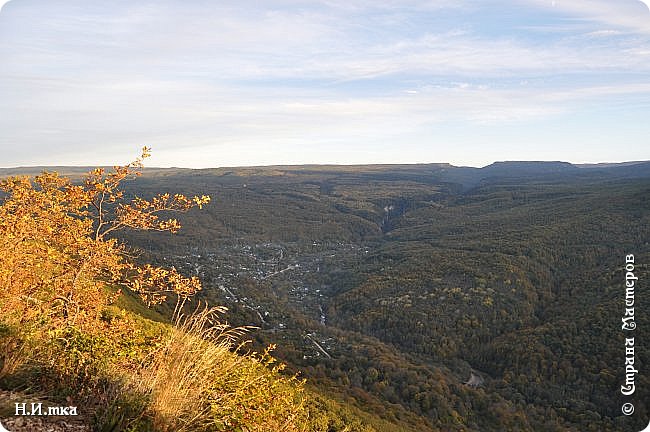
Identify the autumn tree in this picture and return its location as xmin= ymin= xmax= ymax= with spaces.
xmin=0 ymin=150 xmax=316 ymax=432
xmin=0 ymin=148 xmax=209 ymax=374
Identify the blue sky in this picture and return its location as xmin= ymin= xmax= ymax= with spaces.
xmin=0 ymin=0 xmax=649 ymax=168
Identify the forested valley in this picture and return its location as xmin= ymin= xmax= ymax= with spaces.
xmin=1 ymin=160 xmax=648 ymax=431
xmin=108 ymin=161 xmax=650 ymax=431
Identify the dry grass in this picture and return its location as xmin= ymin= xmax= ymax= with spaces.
xmin=0 ymin=333 xmax=25 ymax=380
xmin=135 ymin=305 xmax=244 ymax=430
xmin=124 ymin=304 xmax=306 ymax=432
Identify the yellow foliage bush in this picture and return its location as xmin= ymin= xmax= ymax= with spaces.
xmin=0 ymin=149 xmax=308 ymax=431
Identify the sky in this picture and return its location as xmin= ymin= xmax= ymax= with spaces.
xmin=0 ymin=0 xmax=649 ymax=168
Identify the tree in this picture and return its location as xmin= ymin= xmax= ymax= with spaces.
xmin=0 ymin=148 xmax=209 ymax=373
xmin=0 ymin=150 xmax=318 ymax=432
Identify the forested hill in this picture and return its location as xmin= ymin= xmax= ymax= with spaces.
xmin=3 ymin=159 xmax=648 ymax=186
xmin=3 ymin=160 xmax=649 ymax=431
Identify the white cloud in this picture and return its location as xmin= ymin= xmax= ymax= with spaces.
xmin=0 ymin=0 xmax=649 ymax=166
xmin=3 ymin=1 xmax=649 ymax=83
xmin=524 ymin=0 xmax=650 ymax=34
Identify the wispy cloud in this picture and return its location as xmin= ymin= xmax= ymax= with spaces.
xmin=0 ymin=0 xmax=649 ymax=167
xmin=525 ymin=0 xmax=650 ymax=34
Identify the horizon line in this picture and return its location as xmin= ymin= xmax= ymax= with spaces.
xmin=1 ymin=159 xmax=649 ymax=171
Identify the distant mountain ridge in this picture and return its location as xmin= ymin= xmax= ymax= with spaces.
xmin=2 ymin=160 xmax=649 ymax=188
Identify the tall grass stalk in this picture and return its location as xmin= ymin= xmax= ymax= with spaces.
xmin=130 ymin=304 xmax=305 ymax=432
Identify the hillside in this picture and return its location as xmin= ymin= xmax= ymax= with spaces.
xmin=2 ymin=160 xmax=649 ymax=431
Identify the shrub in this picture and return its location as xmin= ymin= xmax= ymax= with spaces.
xmin=0 ymin=149 xmax=308 ymax=431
